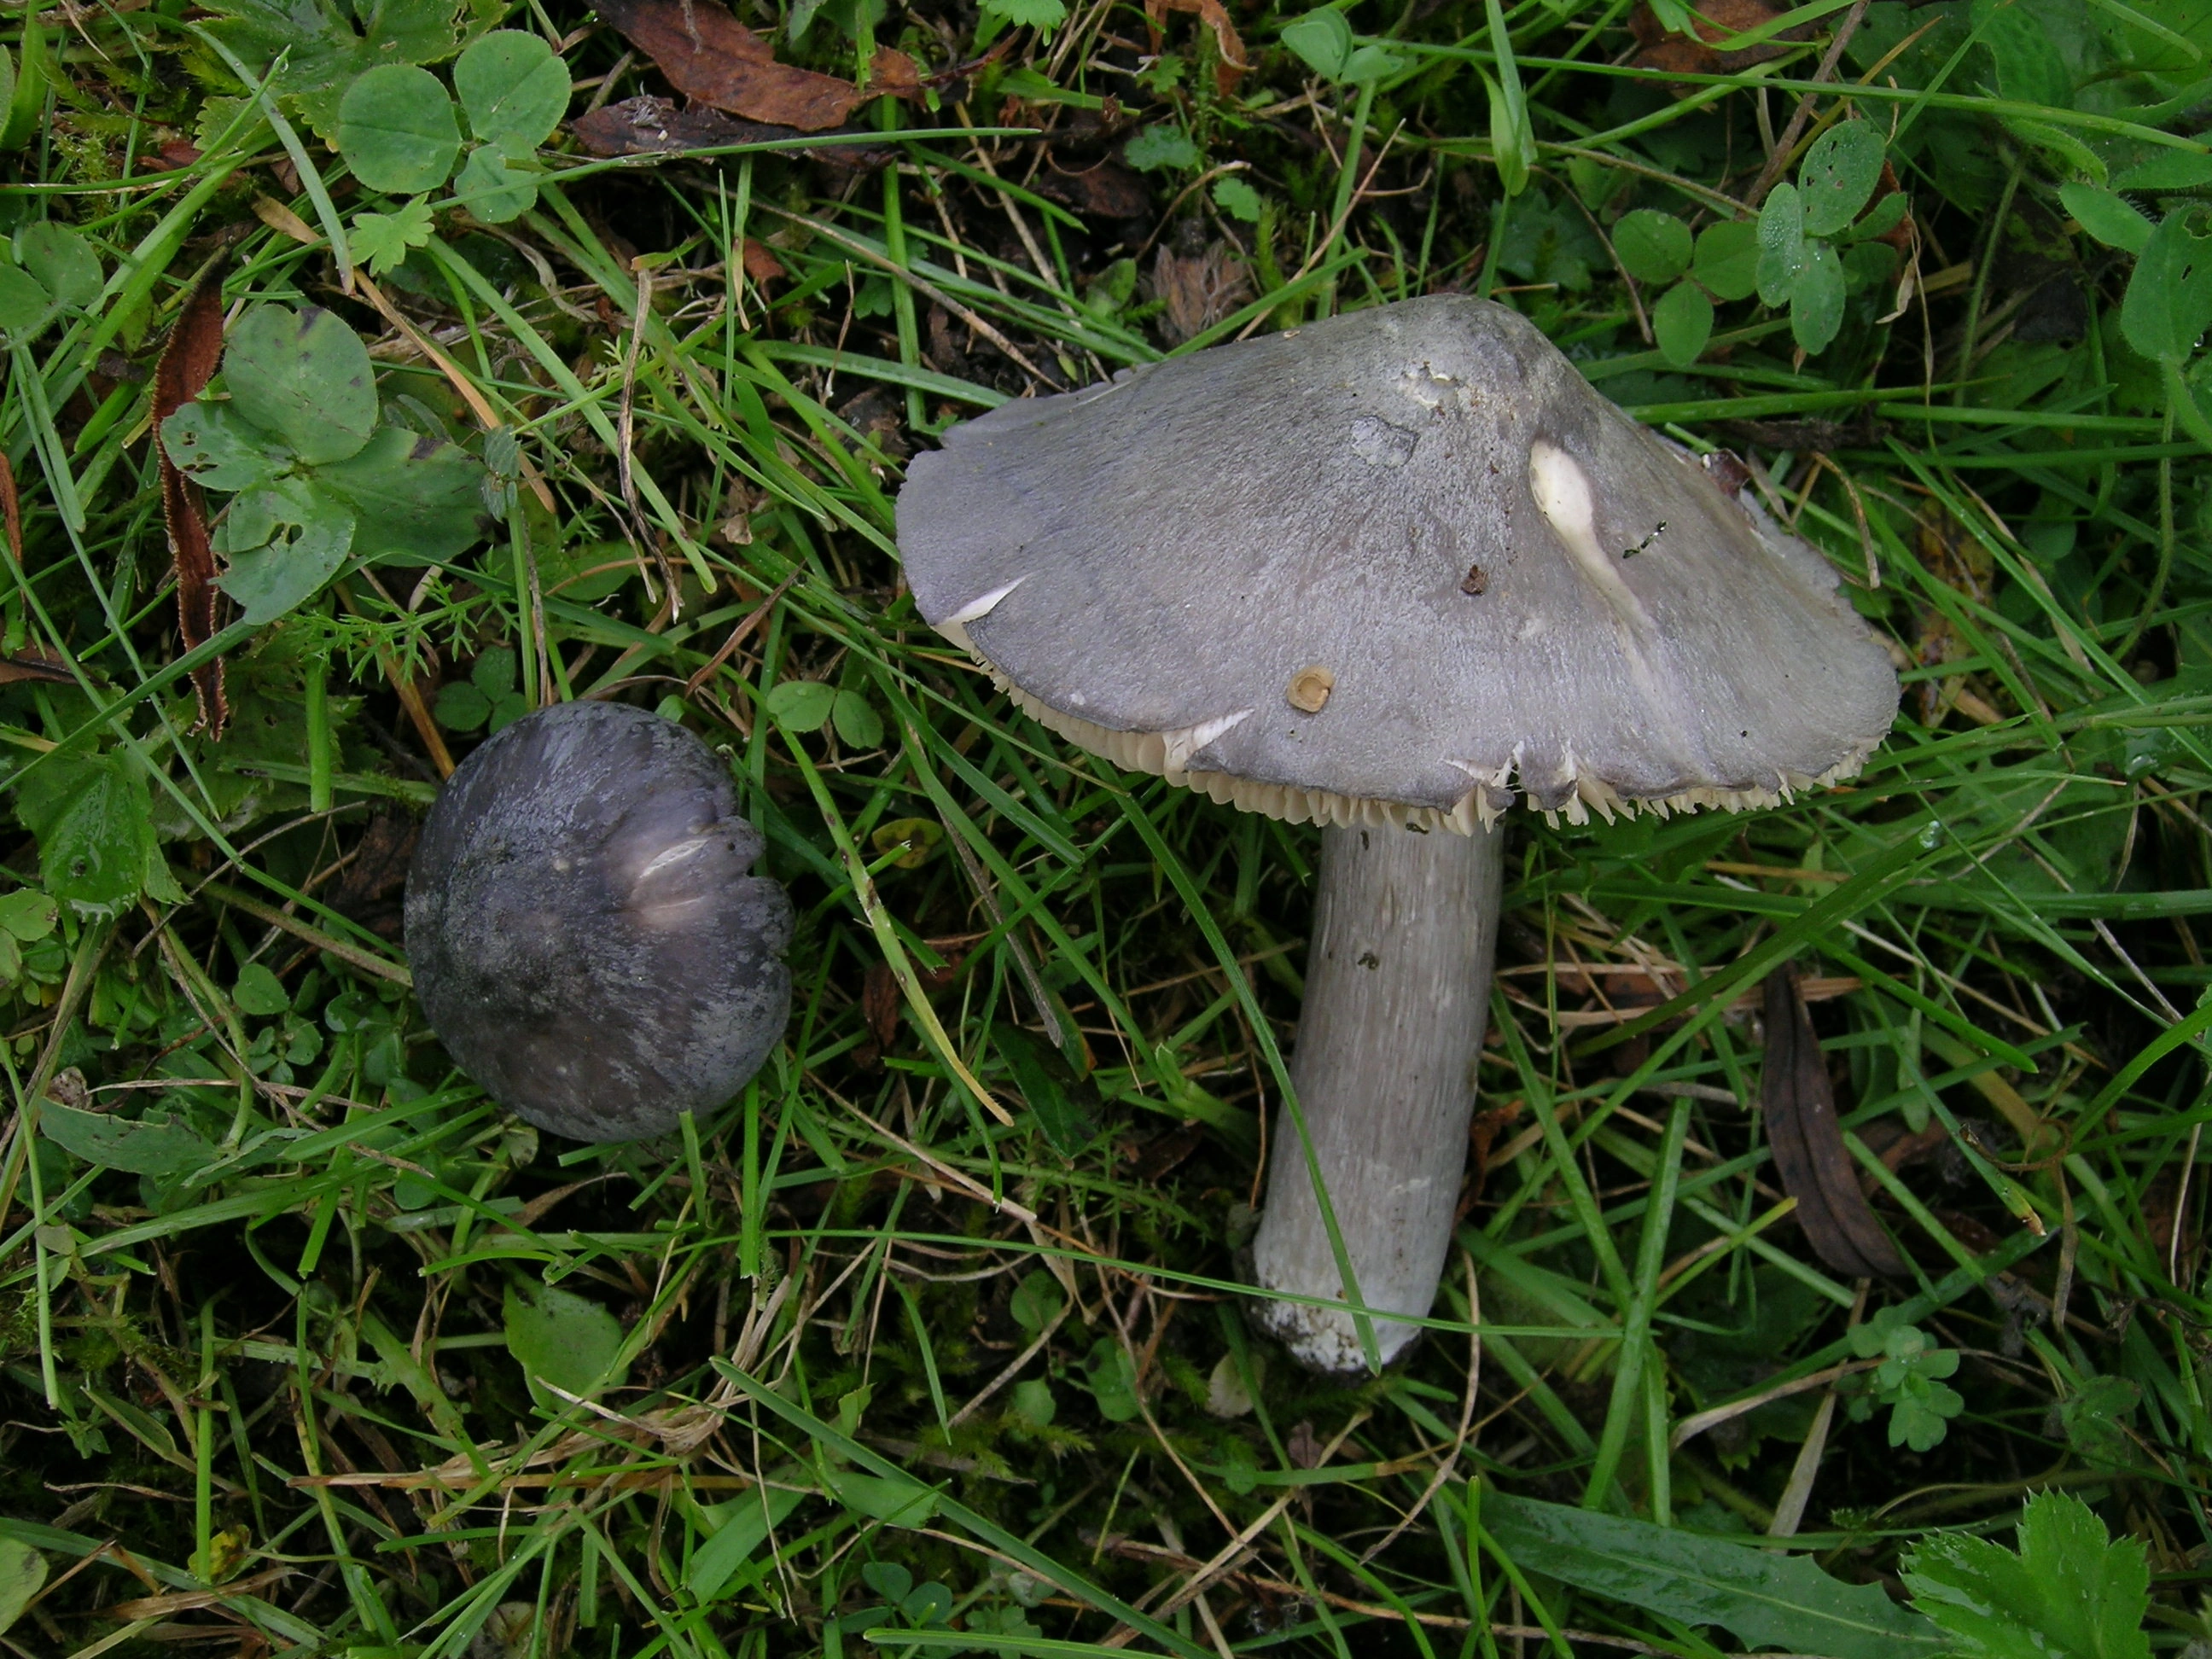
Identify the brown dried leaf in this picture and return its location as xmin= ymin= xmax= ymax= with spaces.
xmin=1034 ymin=156 xmax=1150 ymax=219
xmin=1150 ymin=242 xmax=1250 ymax=343
xmin=153 ymin=263 xmax=230 ymax=736
xmin=1761 ymin=964 xmax=1906 ymax=1278
xmin=1144 ymin=0 xmax=1249 ymax=95
xmin=862 ymin=961 xmax=901 ymax=1051
xmin=0 ymin=646 xmax=73 ymax=686
xmin=1629 ymin=0 xmax=1806 ymax=77
xmin=594 ymin=0 xmax=915 ymax=131
xmin=569 ymin=95 xmax=895 ymax=167
xmin=740 ymin=236 xmax=786 ymax=286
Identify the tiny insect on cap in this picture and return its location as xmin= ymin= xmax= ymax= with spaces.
xmin=896 ymin=295 xmax=1898 ymax=832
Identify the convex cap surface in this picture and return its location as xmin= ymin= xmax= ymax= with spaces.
xmin=405 ymin=700 xmax=792 ymax=1142
xmin=898 ymin=295 xmax=1898 ymax=832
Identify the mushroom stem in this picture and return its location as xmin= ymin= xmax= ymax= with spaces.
xmin=1251 ymin=821 xmax=1505 ymax=1373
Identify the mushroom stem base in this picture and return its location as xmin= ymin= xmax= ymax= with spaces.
xmin=1250 ymin=821 xmax=1505 ymax=1374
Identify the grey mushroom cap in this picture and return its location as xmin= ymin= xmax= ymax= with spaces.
xmin=405 ymin=701 xmax=793 ymax=1143
xmin=897 ymin=295 xmax=1898 ymax=831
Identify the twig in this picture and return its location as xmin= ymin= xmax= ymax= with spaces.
xmin=1743 ymin=0 xmax=1872 ymax=210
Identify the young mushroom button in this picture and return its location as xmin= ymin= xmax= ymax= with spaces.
xmin=895 ymin=295 xmax=1898 ymax=1375
xmin=405 ymin=700 xmax=793 ymax=1144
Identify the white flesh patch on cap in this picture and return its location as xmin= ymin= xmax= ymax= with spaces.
xmin=1528 ymin=441 xmax=1657 ymax=639
xmin=942 ymin=575 xmax=1029 ymax=626
xmin=1161 ymin=708 xmax=1254 ymax=771
xmin=1528 ymin=440 xmax=1715 ymax=783
xmin=627 ymin=835 xmax=717 ymax=927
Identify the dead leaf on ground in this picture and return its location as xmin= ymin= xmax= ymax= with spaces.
xmin=1144 ymin=0 xmax=1249 ymax=95
xmin=740 ymin=236 xmax=786 ymax=286
xmin=570 ymin=96 xmax=898 ymax=167
xmin=1150 ymin=242 xmax=1250 ymax=343
xmin=1464 ymin=1098 xmax=1525 ymax=1208
xmin=1761 ymin=963 xmax=1906 ymax=1279
xmin=1629 ymin=0 xmax=1808 ymax=78
xmin=1034 ymin=156 xmax=1150 ymax=219
xmin=1133 ymin=1121 xmax=1206 ymax=1182
xmin=595 ymin=0 xmax=917 ymax=131
xmin=0 ymin=646 xmax=73 ymax=687
xmin=153 ymin=261 xmax=230 ymax=736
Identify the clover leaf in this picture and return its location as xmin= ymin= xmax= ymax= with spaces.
xmin=0 ymin=223 xmax=102 ymax=341
xmin=224 ymin=304 xmax=379 ymax=466
xmin=1846 ymin=1315 xmax=1965 ymax=1452
xmin=453 ymin=30 xmax=569 ymax=159
xmin=336 ymin=63 xmax=461 ymax=195
xmin=161 ymin=304 xmax=489 ymax=626
xmin=1615 ymin=208 xmax=1692 ymax=284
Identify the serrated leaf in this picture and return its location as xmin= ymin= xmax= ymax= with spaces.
xmin=2122 ymin=207 xmax=2212 ymax=362
xmin=454 ymin=30 xmax=570 ymax=157
xmin=503 ymin=1280 xmax=629 ymax=1402
xmin=312 ymin=426 xmax=489 ymax=562
xmin=2063 ymin=183 xmax=2155 ymax=253
xmin=1123 ymin=125 xmax=1199 ymax=172
xmin=453 ymin=144 xmax=537 ymax=223
xmin=352 ymin=196 xmax=436 ymax=276
xmin=224 ymin=305 xmax=379 ymax=465
xmin=16 ymin=223 xmax=100 ymax=310
xmin=1695 ymin=218 xmax=1761 ymax=301
xmin=1903 ymin=1491 xmax=2150 ymax=1659
xmin=1756 ymin=183 xmax=1807 ymax=307
xmin=161 ymin=400 xmax=290 ymax=492
xmin=14 ymin=752 xmax=166 ymax=918
xmin=1790 ymin=238 xmax=1846 ymax=352
xmin=41 ymin=1103 xmax=218 ymax=1177
xmin=336 ymin=62 xmax=461 ymax=192
xmin=212 ymin=478 xmax=358 ymax=624
xmin=1614 ymin=208 xmax=1692 ymax=283
xmin=766 ymin=678 xmax=835 ymax=731
xmin=1652 ymin=280 xmax=1714 ymax=366
xmin=1213 ymin=175 xmax=1262 ymax=222
xmin=1481 ymin=1492 xmax=1947 ymax=1659
xmin=1800 ymin=120 xmax=1885 ymax=236
xmin=2115 ymin=151 xmax=2212 ymax=190
xmin=981 ymin=0 xmax=1068 ymax=25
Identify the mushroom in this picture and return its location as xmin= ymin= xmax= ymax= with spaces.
xmin=405 ymin=700 xmax=793 ymax=1143
xmin=895 ymin=296 xmax=1898 ymax=1372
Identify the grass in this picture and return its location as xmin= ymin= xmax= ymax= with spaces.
xmin=0 ymin=0 xmax=2208 ymax=1652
